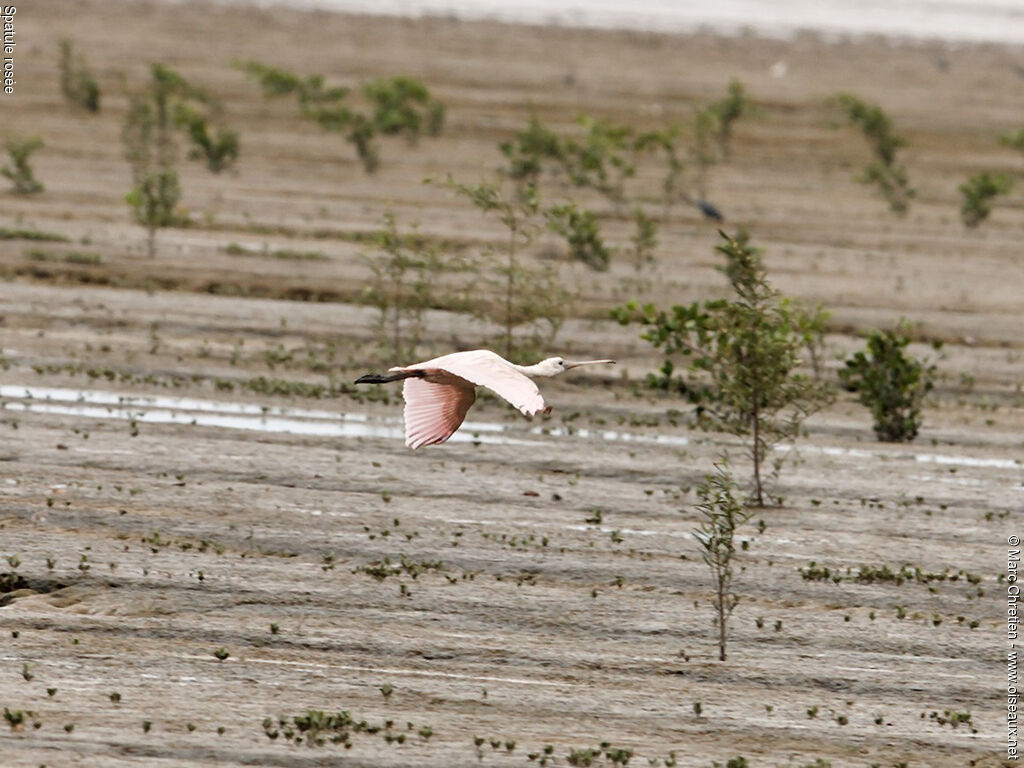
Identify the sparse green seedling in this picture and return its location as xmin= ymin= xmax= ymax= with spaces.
xmin=59 ymin=39 xmax=101 ymax=112
xmin=239 ymin=62 xmax=442 ymax=173
xmin=2 ymin=136 xmax=45 ymax=194
xmin=958 ymin=171 xmax=1013 ymax=227
xmin=173 ymin=102 xmax=240 ymax=173
xmin=546 ymin=202 xmax=612 ymax=272
xmin=213 ymin=647 xmax=230 ymax=661
xmin=693 ymin=462 xmax=753 ymax=661
xmin=443 ymin=177 xmax=573 ymax=356
xmin=362 ymin=213 xmax=453 ymax=359
xmin=834 ymin=92 xmax=914 ymax=214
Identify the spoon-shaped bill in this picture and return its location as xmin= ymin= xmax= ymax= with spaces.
xmin=563 ymin=359 xmax=616 ymax=369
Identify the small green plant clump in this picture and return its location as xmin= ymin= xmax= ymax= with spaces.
xmin=839 ymin=325 xmax=936 ymax=442
xmin=1001 ymin=127 xmax=1024 ymax=154
xmin=263 ymin=708 xmax=426 ymax=748
xmin=240 ymin=61 xmax=443 ymax=173
xmin=693 ymin=462 xmax=753 ymax=661
xmin=958 ymin=171 xmax=1013 ymax=227
xmin=58 ymin=39 xmax=101 ymax=112
xmin=835 ymin=92 xmax=915 ymax=215
xmin=1 ymin=135 xmax=45 ymax=194
xmin=613 ymin=231 xmax=832 ymax=505
xmin=545 ymin=202 xmax=612 ymax=271
xmin=502 ymin=79 xmax=753 ymax=221
xmin=173 ymin=102 xmax=240 ymax=173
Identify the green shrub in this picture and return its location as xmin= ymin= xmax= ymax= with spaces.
xmin=613 ymin=231 xmax=832 ymax=506
xmin=545 ymin=202 xmax=611 ymax=271
xmin=839 ymin=325 xmax=936 ymax=442
xmin=174 ymin=103 xmax=239 ymax=174
xmin=1001 ymin=128 xmax=1024 ymax=153
xmin=835 ymin=93 xmax=915 ymax=215
xmin=958 ymin=171 xmax=1013 ymax=227
xmin=1 ymin=135 xmax=45 ymax=194
xmin=239 ymin=62 xmax=442 ymax=174
xmin=58 ymin=39 xmax=100 ymax=112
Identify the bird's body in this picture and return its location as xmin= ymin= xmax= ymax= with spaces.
xmin=355 ymin=349 xmax=614 ymax=448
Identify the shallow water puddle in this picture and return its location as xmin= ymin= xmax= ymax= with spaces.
xmin=0 ymin=385 xmax=532 ymax=446
xmin=2 ymin=385 xmax=1020 ymax=471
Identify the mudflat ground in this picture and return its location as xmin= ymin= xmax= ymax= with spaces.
xmin=0 ymin=2 xmax=1021 ymax=766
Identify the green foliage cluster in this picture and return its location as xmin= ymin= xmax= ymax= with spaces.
xmin=240 ymin=61 xmax=443 ymax=173
xmin=839 ymin=325 xmax=936 ymax=442
xmin=174 ymin=103 xmax=240 ymax=173
xmin=835 ymin=92 xmax=915 ymax=215
xmin=1 ymin=135 xmax=45 ymax=194
xmin=693 ymin=462 xmax=752 ymax=661
xmin=502 ymin=80 xmax=753 ymax=219
xmin=958 ymin=171 xmax=1013 ymax=227
xmin=495 ymin=80 xmax=752 ymax=275
xmin=1001 ymin=128 xmax=1024 ymax=154
xmin=613 ymin=231 xmax=832 ymax=506
xmin=58 ymin=39 xmax=101 ymax=112
xmin=545 ymin=202 xmax=611 ymax=271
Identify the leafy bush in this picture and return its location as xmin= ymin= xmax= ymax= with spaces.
xmin=58 ymin=39 xmax=100 ymax=112
xmin=499 ymin=115 xmax=563 ymax=190
xmin=613 ymin=231 xmax=832 ymax=506
xmin=839 ymin=326 xmax=936 ymax=442
xmin=545 ymin=202 xmax=611 ymax=271
xmin=239 ymin=62 xmax=443 ymax=173
xmin=364 ymin=75 xmax=445 ymax=141
xmin=1 ymin=135 xmax=45 ymax=194
xmin=958 ymin=171 xmax=1013 ymax=227
xmin=173 ymin=103 xmax=239 ymax=174
xmin=835 ymin=93 xmax=915 ymax=215
xmin=1001 ymin=128 xmax=1024 ymax=154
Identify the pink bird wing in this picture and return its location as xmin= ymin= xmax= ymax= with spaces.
xmin=414 ymin=350 xmax=546 ymax=416
xmin=402 ymin=376 xmax=476 ymax=449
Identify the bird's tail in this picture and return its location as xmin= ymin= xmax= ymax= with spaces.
xmin=354 ymin=370 xmax=427 ymax=385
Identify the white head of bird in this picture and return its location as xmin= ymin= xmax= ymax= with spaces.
xmin=516 ymin=356 xmax=616 ymax=377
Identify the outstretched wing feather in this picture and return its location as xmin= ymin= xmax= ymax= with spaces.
xmin=408 ymin=350 xmax=546 ymax=416
xmin=402 ymin=377 xmax=476 ymax=449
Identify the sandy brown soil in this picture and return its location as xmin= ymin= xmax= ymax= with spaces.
xmin=0 ymin=1 xmax=1021 ymax=766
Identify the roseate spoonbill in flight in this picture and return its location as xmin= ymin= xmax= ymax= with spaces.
xmin=355 ymin=349 xmax=615 ymax=448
